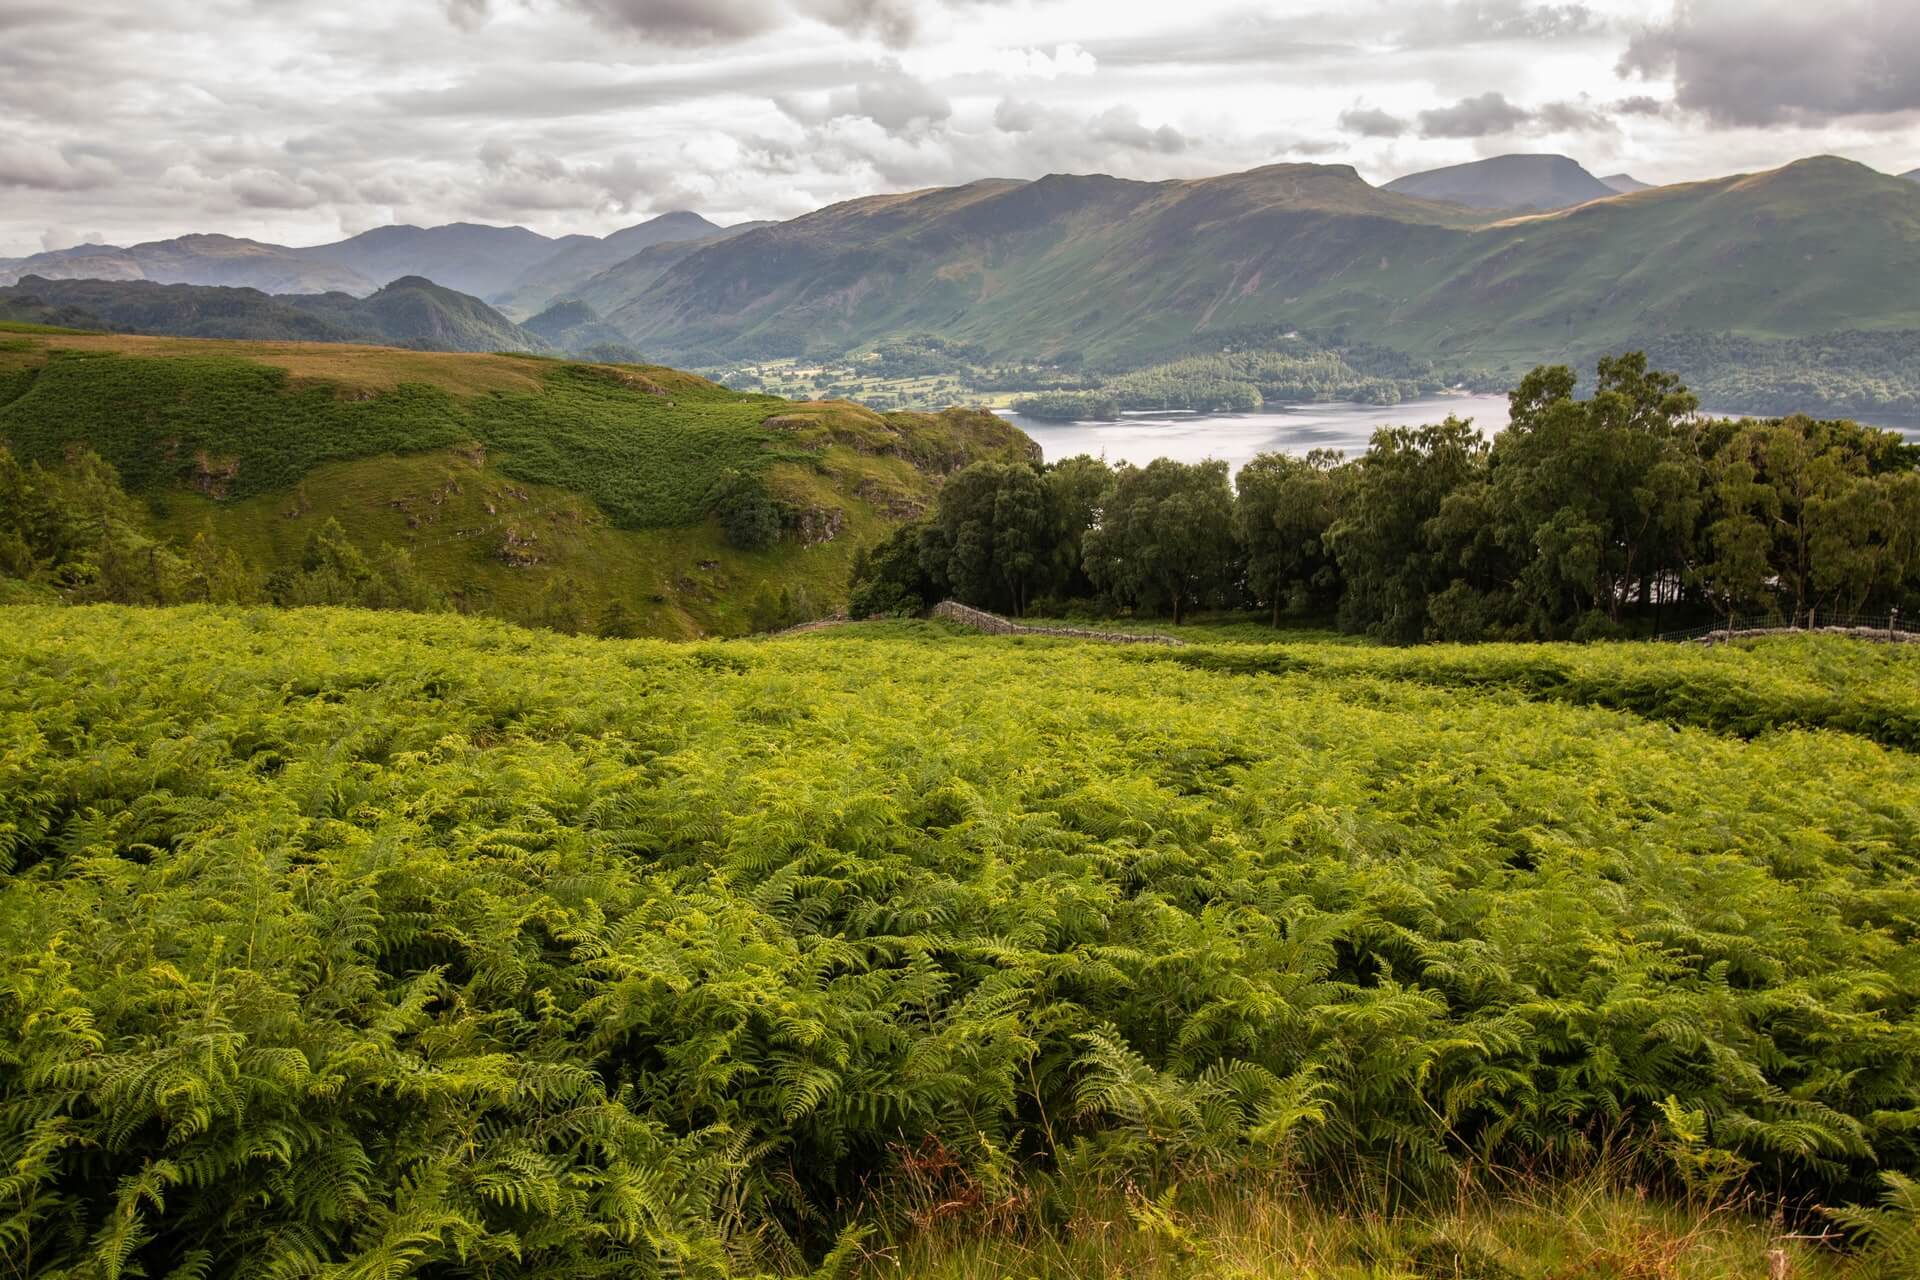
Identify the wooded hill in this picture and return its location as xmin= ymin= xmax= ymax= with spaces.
xmin=0 ymin=323 xmax=1034 ymax=635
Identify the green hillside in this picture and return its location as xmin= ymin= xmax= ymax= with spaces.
xmin=3 ymin=605 xmax=1915 ymax=1278
xmin=0 ymin=275 xmax=549 ymax=353
xmin=0 ymin=326 xmax=1034 ymax=634
xmin=597 ymin=157 xmax=1920 ymax=406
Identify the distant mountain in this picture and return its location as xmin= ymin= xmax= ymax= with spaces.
xmin=577 ymin=156 xmax=1920 ymax=397
xmin=495 ymin=212 xmax=723 ymax=315
xmin=0 ymin=235 xmax=375 ymax=294
xmin=1601 ymin=173 xmax=1652 ymax=194
xmin=0 ymin=275 xmax=548 ymax=352
xmin=298 ymin=223 xmax=565 ymax=299
xmin=1383 ymin=154 xmax=1618 ymax=211
xmin=521 ymin=299 xmax=642 ymax=360
xmin=1905 ymin=169 xmax=1920 ymax=183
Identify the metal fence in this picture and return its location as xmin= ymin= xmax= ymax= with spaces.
xmin=1656 ymin=609 xmax=1913 ymax=643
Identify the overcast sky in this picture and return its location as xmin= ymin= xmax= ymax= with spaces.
xmin=2 ymin=0 xmax=1916 ymax=256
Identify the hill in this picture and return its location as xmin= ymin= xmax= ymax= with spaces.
xmin=0 ymin=233 xmax=376 ymax=294
xmin=590 ymin=156 xmax=1920 ymax=406
xmin=1905 ymin=168 xmax=1920 ymax=183
xmin=494 ymin=210 xmax=726 ymax=315
xmin=1601 ymin=172 xmax=1652 ymax=193
xmin=0 ymin=275 xmax=549 ymax=352
xmin=0 ymin=326 xmax=1034 ymax=633
xmin=521 ymin=299 xmax=643 ymax=358
xmin=1 ymin=604 xmax=1913 ymax=1278
xmin=1383 ymin=153 xmax=1618 ymax=210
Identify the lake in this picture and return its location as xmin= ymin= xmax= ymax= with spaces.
xmin=999 ymin=394 xmax=1920 ymax=476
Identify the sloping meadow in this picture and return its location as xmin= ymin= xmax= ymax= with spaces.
xmin=2 ymin=608 xmax=1917 ymax=1277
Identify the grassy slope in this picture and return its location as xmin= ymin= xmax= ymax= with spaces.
xmin=2 ymin=606 xmax=1912 ymax=1277
xmin=0 ymin=328 xmax=1034 ymax=634
xmin=605 ymin=158 xmax=1920 ymax=375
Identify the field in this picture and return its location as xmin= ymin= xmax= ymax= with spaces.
xmin=3 ymin=606 xmax=1917 ymax=1278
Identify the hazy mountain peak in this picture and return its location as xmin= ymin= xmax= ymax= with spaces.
xmin=1382 ymin=153 xmax=1615 ymax=212
xmin=1600 ymin=173 xmax=1652 ymax=193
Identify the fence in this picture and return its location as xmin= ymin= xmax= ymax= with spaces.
xmin=1656 ymin=609 xmax=1915 ymax=644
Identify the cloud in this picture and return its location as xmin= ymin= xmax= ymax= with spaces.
xmin=992 ymin=97 xmax=1040 ymax=133
xmin=1535 ymin=97 xmax=1613 ymax=133
xmin=568 ymin=0 xmax=786 ymax=44
xmin=1087 ymin=105 xmax=1187 ymax=155
xmin=0 ymin=140 xmax=115 ymax=191
xmin=1339 ymin=106 xmax=1409 ymax=138
xmin=229 ymin=169 xmax=327 ymax=210
xmin=39 ymin=226 xmax=109 ymax=252
xmin=1400 ymin=1 xmax=1604 ymax=45
xmin=1619 ymin=0 xmax=1920 ymax=128
xmin=441 ymin=0 xmax=489 ymax=31
xmin=825 ymin=73 xmax=952 ymax=131
xmin=1417 ymin=91 xmax=1531 ymax=138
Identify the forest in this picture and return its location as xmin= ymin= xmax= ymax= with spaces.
xmin=864 ymin=355 xmax=1920 ymax=639
xmin=1008 ymin=345 xmax=1450 ymax=420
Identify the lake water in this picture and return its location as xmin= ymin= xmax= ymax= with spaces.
xmin=1000 ymin=394 xmax=1920 ymax=476
xmin=999 ymin=394 xmax=1514 ymax=474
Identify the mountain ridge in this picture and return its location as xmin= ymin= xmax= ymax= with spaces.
xmin=1383 ymin=153 xmax=1618 ymax=211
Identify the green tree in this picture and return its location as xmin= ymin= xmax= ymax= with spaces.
xmin=707 ymin=468 xmax=782 ymax=551
xmin=1083 ymin=459 xmax=1237 ymax=624
xmin=1326 ymin=418 xmax=1487 ymax=642
xmin=1234 ymin=449 xmax=1346 ymax=626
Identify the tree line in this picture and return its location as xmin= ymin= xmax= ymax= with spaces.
xmin=853 ymin=355 xmax=1920 ymax=639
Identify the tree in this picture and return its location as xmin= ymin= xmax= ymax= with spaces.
xmin=1044 ymin=455 xmax=1114 ymax=602
xmin=707 ymin=469 xmax=782 ymax=551
xmin=922 ymin=461 xmax=1054 ymax=615
xmin=1325 ymin=418 xmax=1487 ymax=642
xmin=1082 ymin=459 xmax=1237 ymax=624
xmin=1234 ymin=449 xmax=1346 ymax=626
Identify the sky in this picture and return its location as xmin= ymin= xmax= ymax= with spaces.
xmin=2 ymin=0 xmax=1917 ymax=257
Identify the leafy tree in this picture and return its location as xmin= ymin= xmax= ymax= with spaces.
xmin=1326 ymin=418 xmax=1487 ymax=642
xmin=1234 ymin=449 xmax=1346 ymax=626
xmin=707 ymin=468 xmax=782 ymax=551
xmin=922 ymin=462 xmax=1054 ymax=615
xmin=1083 ymin=459 xmax=1237 ymax=624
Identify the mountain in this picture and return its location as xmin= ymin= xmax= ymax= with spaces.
xmin=298 ymin=223 xmax=566 ymax=299
xmin=494 ymin=212 xmax=723 ymax=315
xmin=583 ymin=156 xmax=1920 ymax=399
xmin=0 ymin=234 xmax=376 ymax=294
xmin=1905 ymin=169 xmax=1920 ymax=183
xmin=521 ymin=299 xmax=640 ymax=359
xmin=0 ymin=275 xmax=548 ymax=352
xmin=1383 ymin=153 xmax=1617 ymax=211
xmin=1601 ymin=173 xmax=1652 ymax=193
xmin=0 ymin=325 xmax=1034 ymax=635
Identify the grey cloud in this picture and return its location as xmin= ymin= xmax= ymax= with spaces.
xmin=1620 ymin=0 xmax=1920 ymax=128
xmin=825 ymin=75 xmax=951 ymax=131
xmin=569 ymin=0 xmax=786 ymax=44
xmin=1535 ymin=98 xmax=1613 ymax=133
xmin=993 ymin=98 xmax=1040 ymax=133
xmin=1087 ymin=106 xmax=1187 ymax=155
xmin=1614 ymin=95 xmax=1667 ymax=117
xmin=1400 ymin=1 xmax=1602 ymax=45
xmin=230 ymin=170 xmax=327 ymax=210
xmin=441 ymin=0 xmax=489 ymax=31
xmin=1339 ymin=106 xmax=1409 ymax=138
xmin=0 ymin=140 xmax=116 ymax=191
xmin=1417 ymin=91 xmax=1531 ymax=138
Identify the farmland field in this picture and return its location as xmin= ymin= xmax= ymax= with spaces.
xmin=2 ymin=607 xmax=1917 ymax=1278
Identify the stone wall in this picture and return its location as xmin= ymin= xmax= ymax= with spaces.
xmin=928 ymin=601 xmax=1185 ymax=646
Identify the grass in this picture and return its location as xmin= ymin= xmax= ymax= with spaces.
xmin=2 ymin=608 xmax=1915 ymax=1277
xmin=865 ymin=1168 xmax=1859 ymax=1279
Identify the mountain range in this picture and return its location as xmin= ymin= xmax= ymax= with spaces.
xmin=589 ymin=155 xmax=1920 ymax=379
xmin=0 ymin=275 xmax=550 ymax=352
xmin=0 ymin=211 xmax=736 ymax=304
xmin=6 ymin=153 xmax=1919 ymax=415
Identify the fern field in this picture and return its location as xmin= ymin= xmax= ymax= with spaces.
xmin=2 ymin=607 xmax=1917 ymax=1278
